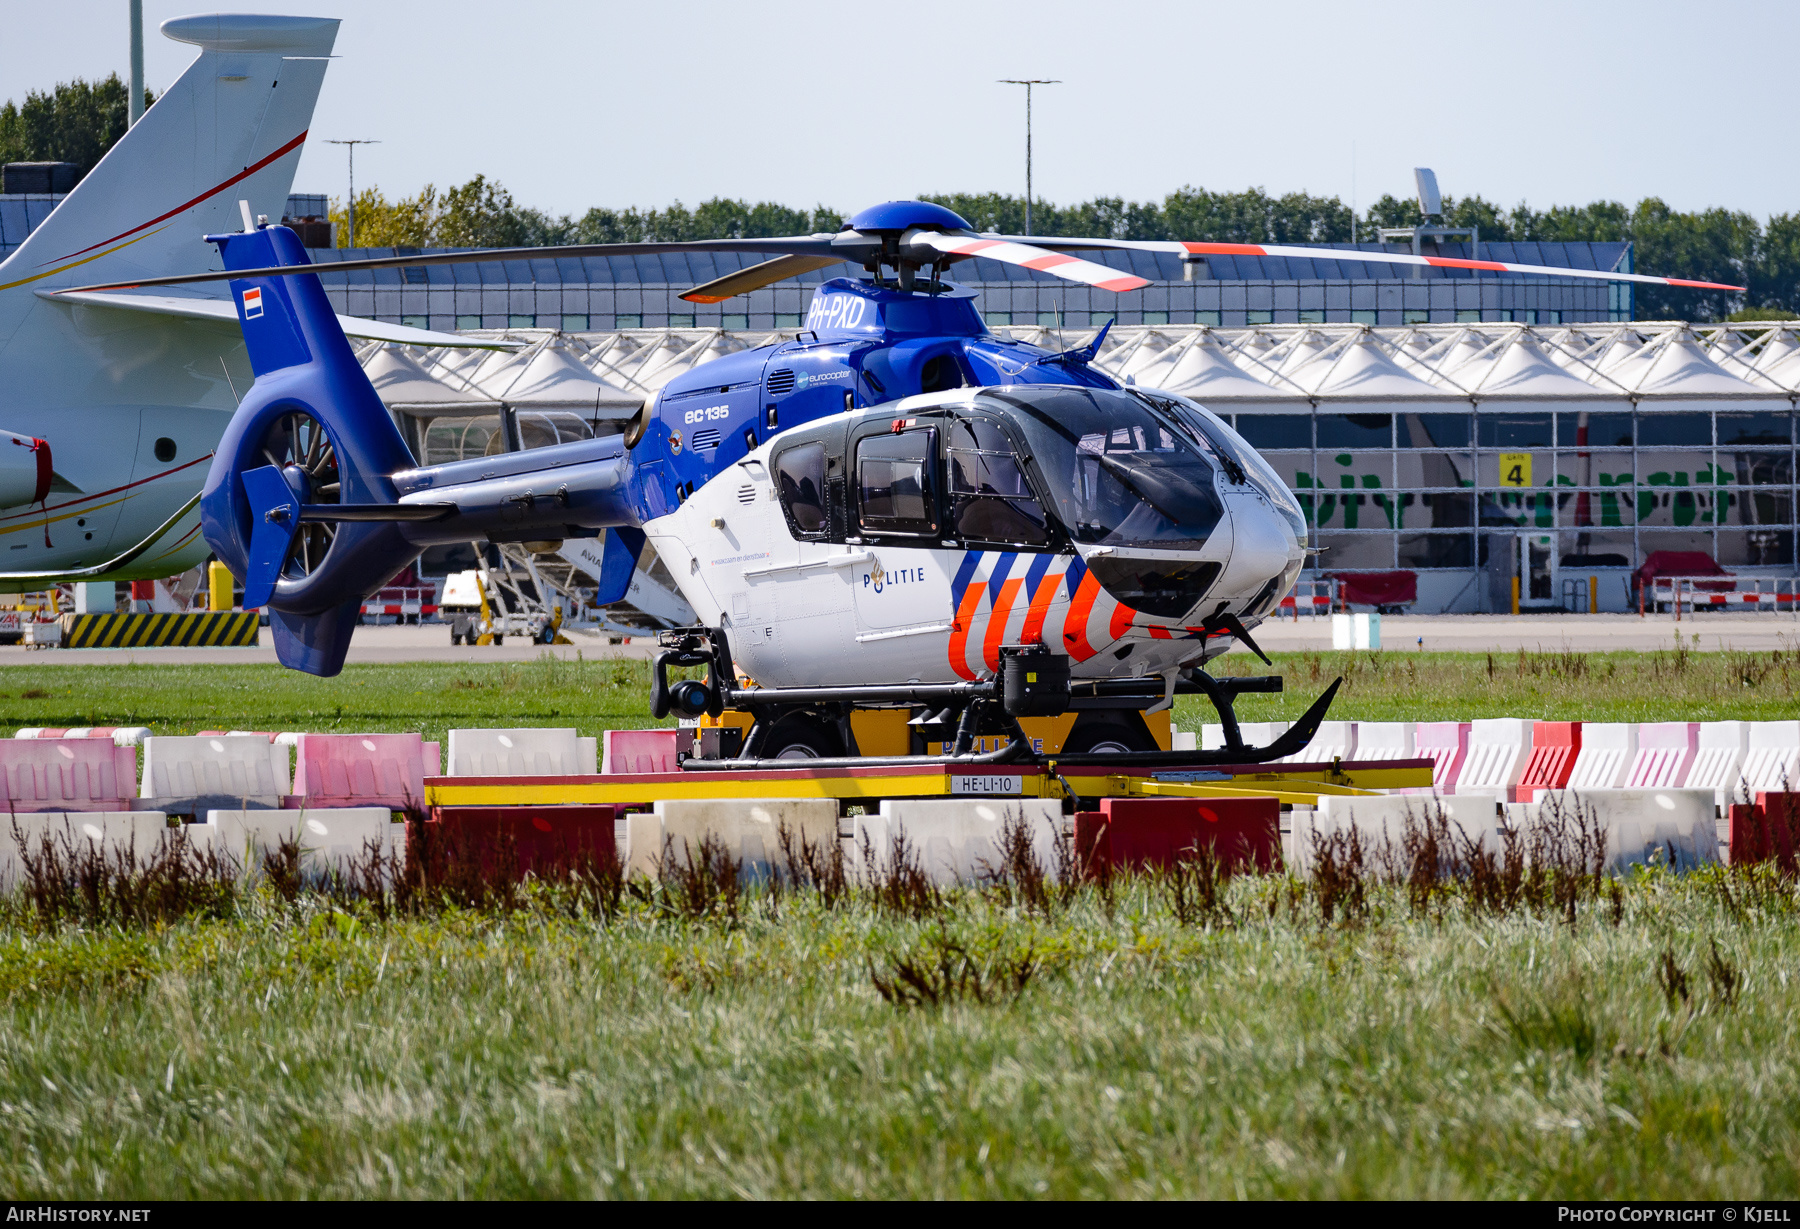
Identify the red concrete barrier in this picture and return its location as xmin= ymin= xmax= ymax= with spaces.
xmin=1730 ymin=793 xmax=1800 ymax=872
xmin=419 ymin=805 xmax=619 ymax=880
xmin=1075 ymin=796 xmax=1280 ymax=877
xmin=1517 ymin=721 xmax=1582 ymax=801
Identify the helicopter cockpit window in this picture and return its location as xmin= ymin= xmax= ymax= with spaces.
xmin=946 ymin=419 xmax=1049 ymax=546
xmin=774 ymin=442 xmax=827 ymax=536
xmin=982 ymin=388 xmax=1225 ymax=551
xmin=857 ymin=429 xmax=938 ymax=537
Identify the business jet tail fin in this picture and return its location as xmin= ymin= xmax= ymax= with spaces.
xmin=0 ymin=14 xmax=338 ymax=294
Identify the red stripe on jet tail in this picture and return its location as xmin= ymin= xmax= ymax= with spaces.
xmin=1061 ymin=571 xmax=1104 ymax=662
xmin=947 ymin=585 xmax=987 ymax=681
xmin=1096 ymin=274 xmax=1152 ymax=292
xmin=1018 ymin=568 xmax=1064 ymax=646
xmin=982 ymin=578 xmax=1025 ymax=673
xmin=46 ymin=129 xmax=311 ymax=265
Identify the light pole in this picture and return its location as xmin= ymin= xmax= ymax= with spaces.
xmin=326 ymin=139 xmax=379 ymax=247
xmin=128 ymin=0 xmax=144 ymax=126
xmin=997 ymin=79 xmax=1058 ymax=236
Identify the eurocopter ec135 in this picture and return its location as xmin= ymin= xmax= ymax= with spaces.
xmin=81 ymin=154 xmax=1742 ymax=762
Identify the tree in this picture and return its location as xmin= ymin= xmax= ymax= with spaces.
xmin=0 ymin=75 xmax=157 ymax=179
xmin=1749 ymin=212 xmax=1800 ymax=315
xmin=328 ymin=185 xmax=440 ymax=248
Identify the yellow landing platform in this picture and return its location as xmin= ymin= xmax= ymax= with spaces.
xmin=424 ymin=757 xmax=1436 ymax=809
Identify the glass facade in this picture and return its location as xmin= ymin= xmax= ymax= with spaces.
xmin=1227 ymin=404 xmax=1800 ymax=609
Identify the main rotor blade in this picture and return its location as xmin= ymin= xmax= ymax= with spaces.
xmin=992 ymin=235 xmax=1745 ymax=292
xmin=680 ymin=253 xmax=848 ymax=304
xmin=67 ymin=235 xmax=850 ymax=294
xmin=914 ymin=232 xmax=1150 ymax=292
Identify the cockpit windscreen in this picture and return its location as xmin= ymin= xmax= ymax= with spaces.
xmin=979 ymin=388 xmax=1225 ymax=550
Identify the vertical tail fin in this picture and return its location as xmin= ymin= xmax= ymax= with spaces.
xmin=0 ymin=14 xmax=338 ymax=293
xmin=200 ymin=223 xmax=420 ymax=677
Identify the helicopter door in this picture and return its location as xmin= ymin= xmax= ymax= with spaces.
xmin=850 ymin=425 xmax=952 ymax=634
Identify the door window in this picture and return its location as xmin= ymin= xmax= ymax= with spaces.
xmin=857 ymin=429 xmax=938 ymax=536
xmin=946 ymin=418 xmax=1049 ymax=546
xmin=774 ymin=442 xmax=827 ymax=536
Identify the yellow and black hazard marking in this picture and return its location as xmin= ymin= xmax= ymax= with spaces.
xmin=62 ymin=611 xmax=259 ymax=649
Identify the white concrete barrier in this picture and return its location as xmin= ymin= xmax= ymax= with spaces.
xmin=15 ymin=727 xmax=151 ymax=747
xmin=1526 ymin=789 xmax=1719 ymax=872
xmin=1741 ymin=722 xmax=1800 ymax=796
xmin=141 ymin=735 xmax=290 ymax=809
xmin=1292 ymin=793 xmax=1499 ymax=875
xmin=1627 ymin=723 xmax=1698 ymax=789
xmin=1281 ymin=720 xmax=1356 ymax=764
xmin=1567 ymin=723 xmax=1637 ymax=790
xmin=1413 ymin=722 xmax=1470 ymax=792
xmin=0 ymin=812 xmax=176 ymax=889
xmin=1352 ymin=722 xmax=1415 ymax=761
xmin=1455 ymin=718 xmax=1533 ymax=799
xmin=202 ymin=807 xmax=398 ymax=878
xmin=626 ymin=798 xmax=838 ymax=881
xmin=1689 ymin=722 xmax=1750 ymax=808
xmin=853 ymin=798 xmax=1062 ymax=887
xmin=447 ymin=727 xmax=587 ymax=776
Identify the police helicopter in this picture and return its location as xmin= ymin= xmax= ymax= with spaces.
xmin=75 ymin=199 xmax=1742 ymax=767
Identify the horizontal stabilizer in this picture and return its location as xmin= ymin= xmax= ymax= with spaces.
xmin=587 ymin=528 xmax=647 ymax=606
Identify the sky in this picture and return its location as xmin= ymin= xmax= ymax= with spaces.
xmin=3 ymin=0 xmax=1796 ymax=224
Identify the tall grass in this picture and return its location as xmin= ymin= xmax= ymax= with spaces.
xmin=0 ymin=831 xmax=1796 ymax=1198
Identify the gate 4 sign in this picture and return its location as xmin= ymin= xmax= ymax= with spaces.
xmin=1498 ymin=453 xmax=1533 ymax=488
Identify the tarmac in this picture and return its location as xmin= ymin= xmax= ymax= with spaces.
xmin=0 ymin=611 xmax=1795 ymax=667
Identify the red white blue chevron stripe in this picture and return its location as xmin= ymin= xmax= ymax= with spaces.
xmin=944 ymin=550 xmax=1236 ymax=679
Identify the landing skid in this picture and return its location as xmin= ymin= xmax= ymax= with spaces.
xmin=652 ymin=627 xmax=1344 ymax=772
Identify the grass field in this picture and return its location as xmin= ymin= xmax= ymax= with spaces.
xmin=1 ymin=865 xmax=1796 ymax=1198
xmin=0 ymin=649 xmax=1796 ymax=1199
xmin=0 ymin=642 xmax=1797 ymax=743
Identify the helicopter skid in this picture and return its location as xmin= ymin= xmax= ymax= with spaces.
xmin=654 ymin=625 xmax=1342 ymax=772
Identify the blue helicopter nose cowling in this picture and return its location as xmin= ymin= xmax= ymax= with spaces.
xmin=846 ymin=200 xmax=973 ymax=232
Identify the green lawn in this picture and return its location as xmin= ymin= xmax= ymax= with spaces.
xmin=1 ymin=644 xmax=1796 ymax=745
xmin=0 ymin=872 xmax=1794 ymax=1198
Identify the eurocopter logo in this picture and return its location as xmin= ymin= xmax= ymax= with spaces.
xmin=863 ymin=558 xmax=926 ymax=594
xmin=241 ymin=287 xmax=264 ymax=319
xmin=793 ymin=370 xmax=851 ymax=393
